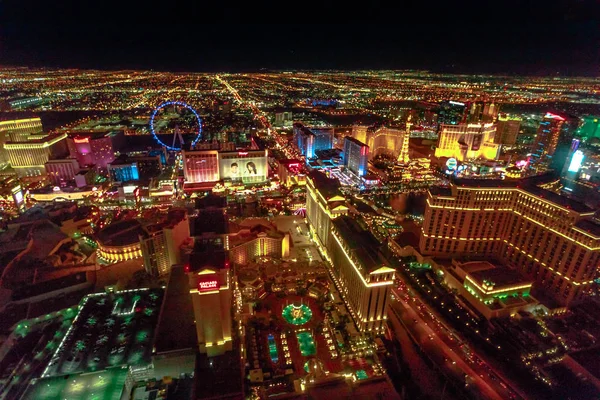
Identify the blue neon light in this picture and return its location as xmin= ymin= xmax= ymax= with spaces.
xmin=131 ymin=164 xmax=140 ymax=180
xmin=149 ymin=101 xmax=202 ymax=151
xmin=568 ymin=150 xmax=585 ymax=173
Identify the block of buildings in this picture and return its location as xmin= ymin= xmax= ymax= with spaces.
xmin=435 ymin=123 xmax=499 ymax=161
xmin=420 ymin=176 xmax=600 ymax=306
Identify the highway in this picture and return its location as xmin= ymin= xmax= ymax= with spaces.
xmin=388 ymin=282 xmax=523 ymax=400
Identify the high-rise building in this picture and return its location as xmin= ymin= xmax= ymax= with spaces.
xmin=561 ymin=139 xmax=585 ymax=183
xmin=311 ymin=127 xmax=334 ymax=152
xmin=465 ymin=101 xmax=498 ymax=124
xmin=351 ymin=125 xmax=369 ymax=144
xmin=494 ymin=114 xmax=521 ymax=145
xmin=227 ymin=222 xmax=290 ymax=265
xmin=293 ymin=123 xmax=334 ymax=159
xmin=191 ymin=194 xmax=228 ymax=236
xmin=351 ymin=125 xmax=407 ymax=161
xmin=435 ymin=123 xmax=499 ymax=161
xmin=419 ymin=178 xmax=600 ymax=306
xmin=277 ymin=159 xmax=305 ymax=186
xmin=0 ymin=117 xmax=43 ymax=142
xmin=577 ymin=115 xmax=600 ymax=141
xmin=108 ymin=162 xmax=140 ymax=182
xmin=438 ymin=101 xmax=467 ymax=126
xmin=4 ymin=132 xmax=68 ymax=177
xmin=305 ymin=171 xmax=394 ymax=333
xmin=531 ymin=113 xmax=569 ymax=163
xmin=367 ymin=126 xmax=405 ymax=161
xmin=140 ymin=210 xmax=190 ymax=277
xmin=343 ymin=137 xmax=368 ymax=177
xmin=438 ymin=101 xmax=497 ymax=127
xmin=218 ymin=150 xmax=268 ymax=184
xmin=66 ymin=131 xmax=124 ymax=169
xmin=8 ymin=97 xmax=43 ymax=110
xmin=481 ymin=102 xmax=499 ymax=123
xmin=187 ymin=243 xmax=232 ymax=357
xmin=327 ymin=216 xmax=395 ymax=333
xmin=274 ymin=111 xmax=293 ymax=127
xmin=125 ymin=155 xmax=162 ymax=182
xmin=45 ymin=158 xmax=80 ymax=185
xmin=306 ymin=171 xmax=348 ymax=250
xmin=182 ymin=150 xmax=220 ymax=183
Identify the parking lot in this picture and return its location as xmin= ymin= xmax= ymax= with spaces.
xmin=42 ymin=288 xmax=163 ymax=377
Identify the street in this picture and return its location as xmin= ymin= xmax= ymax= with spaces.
xmin=389 ymin=284 xmax=522 ymax=400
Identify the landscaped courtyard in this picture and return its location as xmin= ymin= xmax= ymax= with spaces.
xmin=281 ymin=303 xmax=313 ymax=326
xmin=296 ymin=331 xmax=316 ymax=356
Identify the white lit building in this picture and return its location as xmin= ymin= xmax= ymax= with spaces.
xmin=435 ymin=123 xmax=499 ymax=161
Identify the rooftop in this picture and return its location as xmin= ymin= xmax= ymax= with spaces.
xmin=447 ymin=174 xmax=594 ymax=214
xmin=279 ymin=158 xmax=302 ymax=167
xmin=68 ymin=130 xmax=121 ymax=140
xmin=153 ymin=265 xmax=197 ymax=354
xmin=5 ymin=132 xmax=65 ymax=145
xmin=96 ymin=219 xmax=145 ymax=247
xmin=11 ymin=271 xmax=89 ymax=301
xmin=195 ymin=194 xmax=227 ymax=209
xmin=194 ymin=349 xmax=244 ymax=400
xmin=575 ymin=218 xmax=600 ymax=238
xmin=428 ymin=186 xmax=452 ymax=197
xmin=41 ymin=288 xmax=164 ymax=378
xmin=332 ymin=216 xmax=386 ymax=274
xmin=189 ymin=240 xmax=228 ymax=273
xmin=21 ymin=366 xmax=128 ymax=400
xmin=464 ymin=262 xmax=532 ymax=289
xmin=344 ymin=136 xmax=368 ymax=147
xmin=308 ymin=171 xmax=342 ymax=200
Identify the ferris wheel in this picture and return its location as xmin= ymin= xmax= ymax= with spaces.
xmin=149 ymin=101 xmax=202 ymax=151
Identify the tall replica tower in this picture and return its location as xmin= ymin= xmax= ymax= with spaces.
xmin=398 ymin=115 xmax=411 ymax=164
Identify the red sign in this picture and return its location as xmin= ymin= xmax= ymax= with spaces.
xmin=238 ymin=152 xmax=248 ymax=156
xmin=198 ymin=280 xmax=219 ymax=292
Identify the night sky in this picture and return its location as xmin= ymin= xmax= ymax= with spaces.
xmin=0 ymin=0 xmax=599 ymax=75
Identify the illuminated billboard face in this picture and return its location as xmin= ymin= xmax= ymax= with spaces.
xmin=219 ymin=152 xmax=267 ymax=183
xmin=568 ymin=150 xmax=585 ymax=173
xmin=12 ymin=187 xmax=24 ymax=207
xmin=471 ymin=134 xmax=483 ymax=151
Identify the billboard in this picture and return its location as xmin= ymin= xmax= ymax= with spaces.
xmin=568 ymin=150 xmax=585 ymax=173
xmin=219 ymin=151 xmax=267 ymax=184
xmin=471 ymin=134 xmax=483 ymax=151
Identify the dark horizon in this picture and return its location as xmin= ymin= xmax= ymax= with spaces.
xmin=1 ymin=2 xmax=599 ymax=76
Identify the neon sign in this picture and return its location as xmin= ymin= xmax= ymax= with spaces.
xmin=544 ymin=112 xmax=565 ymax=121
xmin=238 ymin=152 xmax=248 ymax=156
xmin=73 ymin=137 xmax=90 ymax=144
xmin=446 ymin=158 xmax=457 ymax=170
xmin=198 ymin=280 xmax=219 ymax=292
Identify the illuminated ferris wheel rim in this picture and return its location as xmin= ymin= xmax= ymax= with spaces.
xmin=149 ymin=100 xmax=202 ymax=151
